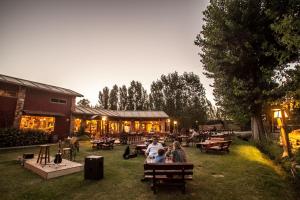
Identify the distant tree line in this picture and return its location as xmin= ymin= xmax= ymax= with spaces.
xmin=78 ymin=71 xmax=216 ymax=129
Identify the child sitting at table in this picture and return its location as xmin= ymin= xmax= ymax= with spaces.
xmin=154 ymin=148 xmax=166 ymax=163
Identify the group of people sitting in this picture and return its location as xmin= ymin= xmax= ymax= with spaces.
xmin=145 ymin=137 xmax=187 ymax=163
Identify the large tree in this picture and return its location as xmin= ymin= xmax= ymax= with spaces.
xmin=98 ymin=87 xmax=110 ymax=109
xmin=109 ymin=84 xmax=119 ymax=110
xmin=127 ymin=81 xmax=148 ymax=110
xmin=195 ymin=0 xmax=287 ymax=143
xmin=267 ymin=0 xmax=300 ymax=65
xmin=150 ymin=72 xmax=209 ymax=129
xmin=149 ymin=80 xmax=165 ymax=110
xmin=119 ymin=85 xmax=128 ymax=110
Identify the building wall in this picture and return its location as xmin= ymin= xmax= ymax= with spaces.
xmin=23 ymin=88 xmax=74 ymax=138
xmin=23 ymin=88 xmax=72 ymax=115
xmin=0 ymin=96 xmax=17 ymax=127
xmin=0 ymin=82 xmax=76 ymax=138
xmin=0 ymin=83 xmax=18 ymax=127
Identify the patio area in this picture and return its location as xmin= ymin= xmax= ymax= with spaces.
xmin=0 ymin=138 xmax=297 ymax=200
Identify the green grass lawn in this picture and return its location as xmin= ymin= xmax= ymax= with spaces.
xmin=0 ymin=139 xmax=297 ymax=200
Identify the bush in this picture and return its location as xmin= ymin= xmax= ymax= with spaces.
xmin=0 ymin=128 xmax=52 ymax=147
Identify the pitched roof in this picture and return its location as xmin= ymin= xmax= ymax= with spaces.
xmin=0 ymin=74 xmax=83 ymax=97
xmin=73 ymin=106 xmax=169 ymax=119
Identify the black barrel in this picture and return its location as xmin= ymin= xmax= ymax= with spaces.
xmin=84 ymin=155 xmax=104 ymax=180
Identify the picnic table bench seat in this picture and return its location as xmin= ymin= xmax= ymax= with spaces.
xmin=143 ymin=163 xmax=194 ymax=194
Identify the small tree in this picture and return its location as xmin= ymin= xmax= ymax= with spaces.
xmin=77 ymin=98 xmax=91 ymax=107
xmin=98 ymin=87 xmax=109 ymax=109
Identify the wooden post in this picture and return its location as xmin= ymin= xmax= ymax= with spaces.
xmin=13 ymin=87 xmax=26 ymax=128
xmin=279 ymin=110 xmax=292 ymax=158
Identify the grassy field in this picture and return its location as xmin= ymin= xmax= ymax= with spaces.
xmin=0 ymin=138 xmax=297 ymax=200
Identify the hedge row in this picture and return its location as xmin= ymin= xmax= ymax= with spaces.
xmin=0 ymin=128 xmax=52 ymax=147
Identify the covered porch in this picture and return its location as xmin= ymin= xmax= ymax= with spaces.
xmin=72 ymin=106 xmax=169 ymax=138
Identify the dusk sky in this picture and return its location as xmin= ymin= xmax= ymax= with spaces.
xmin=0 ymin=0 xmax=212 ymax=105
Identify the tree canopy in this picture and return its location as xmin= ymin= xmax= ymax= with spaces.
xmin=77 ymin=98 xmax=91 ymax=107
xmin=94 ymin=72 xmax=213 ymax=129
xmin=195 ymin=0 xmax=296 ymax=142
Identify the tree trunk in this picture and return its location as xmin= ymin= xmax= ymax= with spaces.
xmin=251 ymin=113 xmax=267 ymax=143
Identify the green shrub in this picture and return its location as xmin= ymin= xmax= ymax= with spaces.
xmin=0 ymin=128 xmax=52 ymax=147
xmin=293 ymin=149 xmax=300 ymax=165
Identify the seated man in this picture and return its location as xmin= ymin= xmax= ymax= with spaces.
xmin=145 ymin=137 xmax=163 ymax=158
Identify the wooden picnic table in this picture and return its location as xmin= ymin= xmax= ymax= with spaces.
xmin=91 ymin=138 xmax=114 ymax=149
xmin=145 ymin=156 xmax=173 ymax=164
xmin=196 ymin=140 xmax=232 ymax=153
xmin=143 ymin=161 xmax=194 ymax=194
xmin=136 ymin=144 xmax=148 ymax=154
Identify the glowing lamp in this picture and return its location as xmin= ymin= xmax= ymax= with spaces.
xmin=174 ymin=121 xmax=177 ymax=125
xmin=273 ymin=109 xmax=288 ymax=119
xmin=167 ymin=119 xmax=170 ymax=123
xmin=273 ymin=110 xmax=281 ymax=118
xmin=102 ymin=116 xmax=107 ymax=121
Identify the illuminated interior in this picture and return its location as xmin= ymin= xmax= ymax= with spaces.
xmin=74 ymin=118 xmax=81 ymax=132
xmin=73 ymin=118 xmax=165 ymax=135
xmin=20 ymin=115 xmax=55 ymax=133
xmin=123 ymin=121 xmax=131 ymax=133
xmin=109 ymin=121 xmax=119 ymax=134
xmin=145 ymin=121 xmax=160 ymax=132
xmin=85 ymin=120 xmax=99 ymax=135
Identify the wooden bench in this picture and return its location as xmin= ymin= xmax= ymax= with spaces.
xmin=197 ymin=140 xmax=232 ymax=153
xmin=143 ymin=163 xmax=194 ymax=194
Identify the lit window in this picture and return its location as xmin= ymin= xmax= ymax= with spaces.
xmin=50 ymin=98 xmax=67 ymax=104
xmin=20 ymin=115 xmax=55 ymax=133
xmin=0 ymin=89 xmax=17 ymax=98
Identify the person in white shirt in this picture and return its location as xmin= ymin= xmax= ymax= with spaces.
xmin=187 ymin=129 xmax=199 ymax=145
xmin=145 ymin=137 xmax=163 ymax=158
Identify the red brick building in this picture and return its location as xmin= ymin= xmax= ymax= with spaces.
xmin=0 ymin=74 xmax=83 ymax=139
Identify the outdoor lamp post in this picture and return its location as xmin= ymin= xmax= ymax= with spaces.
xmin=195 ymin=120 xmax=199 ymax=131
xmin=174 ymin=121 xmax=178 ymax=133
xmin=166 ymin=119 xmax=171 ymax=132
xmin=272 ymin=108 xmax=291 ymax=158
xmin=102 ymin=116 xmax=107 ymax=135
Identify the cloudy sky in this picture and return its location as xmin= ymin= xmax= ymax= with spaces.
xmin=0 ymin=0 xmax=212 ymax=105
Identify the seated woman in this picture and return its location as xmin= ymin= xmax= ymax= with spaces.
xmin=154 ymin=148 xmax=166 ymax=163
xmin=169 ymin=141 xmax=187 ymax=163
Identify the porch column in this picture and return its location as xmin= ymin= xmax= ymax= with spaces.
xmin=70 ymin=115 xmax=75 ymax=134
xmin=13 ymin=87 xmax=26 ymax=128
xmin=130 ymin=120 xmax=134 ymax=132
xmin=139 ymin=120 xmax=142 ymax=133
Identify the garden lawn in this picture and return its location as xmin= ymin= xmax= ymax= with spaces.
xmin=0 ymin=138 xmax=297 ymax=200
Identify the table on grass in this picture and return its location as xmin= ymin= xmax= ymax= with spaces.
xmin=196 ymin=140 xmax=232 ymax=152
xmin=136 ymin=144 xmax=147 ymax=155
